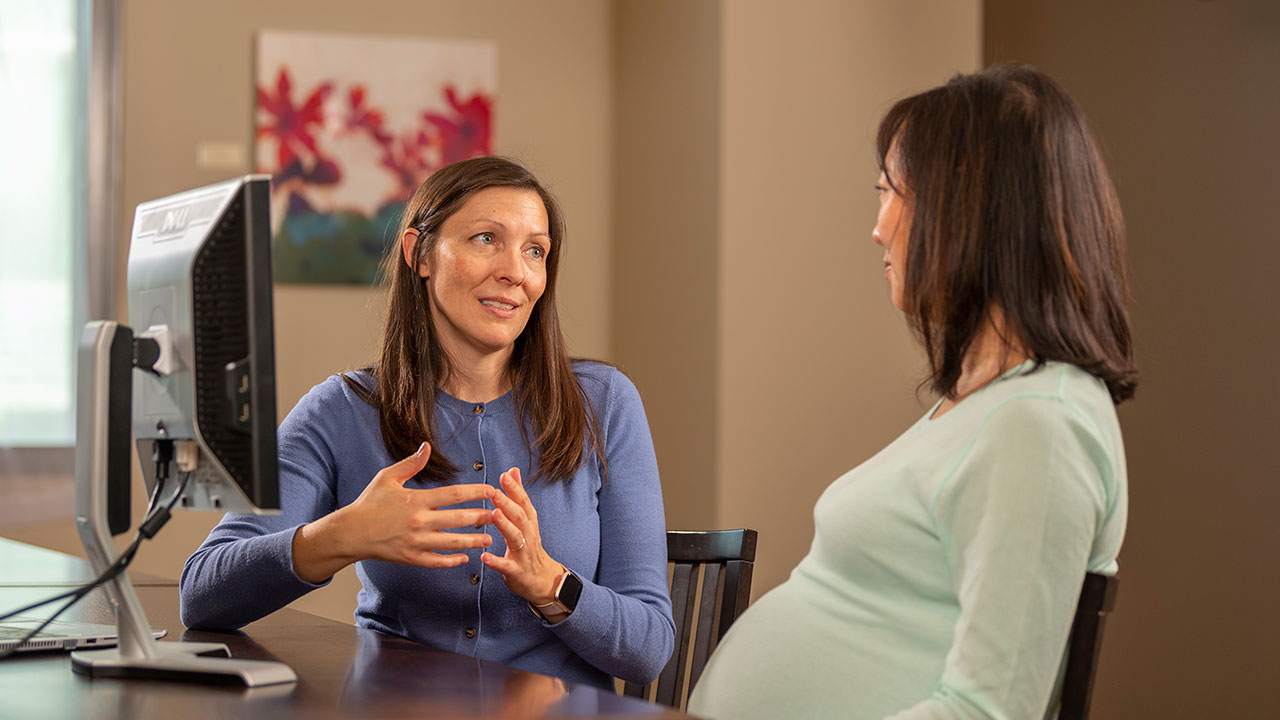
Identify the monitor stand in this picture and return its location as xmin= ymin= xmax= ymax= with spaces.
xmin=69 ymin=320 xmax=296 ymax=687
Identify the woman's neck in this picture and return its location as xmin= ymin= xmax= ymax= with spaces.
xmin=439 ymin=345 xmax=515 ymax=403
xmin=933 ymin=309 xmax=1030 ymax=418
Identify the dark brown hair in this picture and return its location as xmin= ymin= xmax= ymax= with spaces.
xmin=877 ymin=64 xmax=1137 ymax=403
xmin=345 ymin=156 xmax=606 ymax=482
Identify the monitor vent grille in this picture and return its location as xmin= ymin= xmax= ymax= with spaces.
xmin=191 ymin=195 xmax=252 ymax=497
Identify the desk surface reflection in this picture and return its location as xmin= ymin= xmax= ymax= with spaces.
xmin=0 ymin=539 xmax=688 ymax=719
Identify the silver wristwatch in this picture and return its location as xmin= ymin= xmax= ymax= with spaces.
xmin=528 ymin=567 xmax=583 ymax=619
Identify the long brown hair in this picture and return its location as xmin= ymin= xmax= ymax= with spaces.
xmin=877 ymin=64 xmax=1138 ymax=404
xmin=345 ymin=156 xmax=606 ymax=483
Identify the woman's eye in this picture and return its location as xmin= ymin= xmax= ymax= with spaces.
xmin=875 ymin=184 xmax=888 ymax=194
xmin=527 ymin=246 xmax=546 ymax=260
xmin=475 ymin=233 xmax=495 ymax=245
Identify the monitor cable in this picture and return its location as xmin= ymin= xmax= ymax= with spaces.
xmin=0 ymin=441 xmax=190 ymax=660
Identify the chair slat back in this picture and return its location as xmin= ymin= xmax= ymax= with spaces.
xmin=622 ymin=529 xmax=758 ymax=710
xmin=1058 ymin=572 xmax=1119 ymax=720
xmin=654 ymin=562 xmax=696 ymax=705
xmin=688 ymin=561 xmax=723 ymax=690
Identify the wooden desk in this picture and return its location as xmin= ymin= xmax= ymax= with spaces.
xmin=0 ymin=539 xmax=689 ymax=719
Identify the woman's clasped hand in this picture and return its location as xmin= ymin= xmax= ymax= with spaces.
xmin=292 ymin=442 xmax=495 ymax=583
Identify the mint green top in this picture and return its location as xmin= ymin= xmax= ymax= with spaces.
xmin=688 ymin=362 xmax=1127 ymax=719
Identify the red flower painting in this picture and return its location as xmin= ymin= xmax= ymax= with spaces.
xmin=255 ymin=32 xmax=496 ymax=284
xmin=343 ymin=85 xmax=391 ymax=147
xmin=424 ymin=86 xmax=493 ymax=166
xmin=257 ymin=68 xmax=494 ymax=212
xmin=257 ymin=69 xmax=333 ymax=171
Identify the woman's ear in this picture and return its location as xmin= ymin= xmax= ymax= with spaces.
xmin=402 ymin=228 xmax=429 ymax=278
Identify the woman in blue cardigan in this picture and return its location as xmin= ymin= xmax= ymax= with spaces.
xmin=691 ymin=65 xmax=1136 ymax=719
xmin=179 ymin=157 xmax=674 ymax=689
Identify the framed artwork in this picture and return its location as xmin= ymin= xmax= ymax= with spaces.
xmin=256 ymin=30 xmax=496 ymax=284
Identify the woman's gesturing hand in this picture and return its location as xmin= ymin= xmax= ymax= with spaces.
xmin=293 ymin=442 xmax=495 ymax=583
xmin=481 ymin=468 xmax=566 ymax=612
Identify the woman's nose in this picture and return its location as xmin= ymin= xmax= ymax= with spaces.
xmin=872 ymin=227 xmax=885 ymax=246
xmin=495 ymin=248 xmax=526 ymax=285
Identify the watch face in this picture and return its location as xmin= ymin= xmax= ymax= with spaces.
xmin=558 ymin=571 xmax=584 ymax=612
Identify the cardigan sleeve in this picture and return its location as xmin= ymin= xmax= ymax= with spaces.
xmin=178 ymin=382 xmax=342 ymax=629
xmin=537 ymin=369 xmax=676 ymax=685
xmin=887 ymin=394 xmax=1116 ymax=720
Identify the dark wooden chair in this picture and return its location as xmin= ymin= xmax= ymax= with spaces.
xmin=1058 ymin=571 xmax=1120 ymax=720
xmin=623 ymin=529 xmax=758 ymax=710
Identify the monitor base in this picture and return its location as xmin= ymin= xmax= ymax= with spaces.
xmin=71 ymin=641 xmax=297 ymax=686
xmin=72 ymin=321 xmax=297 ymax=690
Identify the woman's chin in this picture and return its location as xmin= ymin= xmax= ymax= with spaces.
xmin=889 ymin=293 xmax=907 ymax=313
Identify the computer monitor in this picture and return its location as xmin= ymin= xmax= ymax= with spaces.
xmin=71 ymin=175 xmax=294 ymax=686
xmin=127 ymin=174 xmax=280 ymax=514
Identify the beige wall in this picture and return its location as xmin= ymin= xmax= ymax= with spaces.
xmin=986 ymin=2 xmax=1280 ymax=717
xmin=612 ymin=0 xmax=723 ymax=533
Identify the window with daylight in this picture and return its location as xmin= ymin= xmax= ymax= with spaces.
xmin=0 ymin=0 xmax=119 ymax=509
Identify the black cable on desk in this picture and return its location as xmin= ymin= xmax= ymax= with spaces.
xmin=0 ymin=465 xmax=190 ymax=660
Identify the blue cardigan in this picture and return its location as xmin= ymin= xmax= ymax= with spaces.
xmin=179 ymin=362 xmax=674 ymax=688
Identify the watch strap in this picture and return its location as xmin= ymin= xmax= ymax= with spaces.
xmin=528 ymin=567 xmax=578 ymax=619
